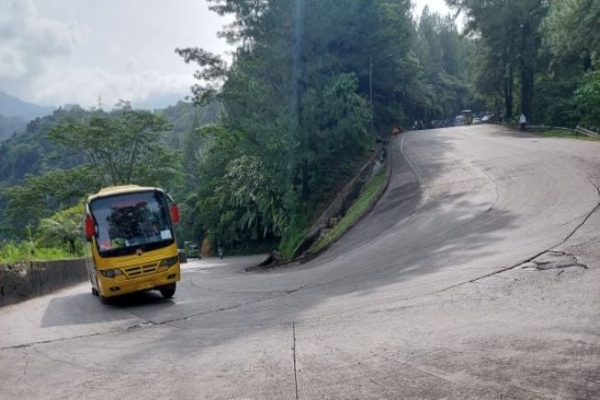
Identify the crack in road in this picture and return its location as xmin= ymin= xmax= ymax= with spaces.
xmin=292 ymin=322 xmax=299 ymax=400
xmin=520 ymin=250 xmax=589 ymax=271
xmin=0 ymin=285 xmax=311 ymax=351
xmin=18 ymin=349 xmax=31 ymax=395
xmin=469 ymin=193 xmax=600 ymax=284
xmin=2 ymin=330 xmax=117 ymax=351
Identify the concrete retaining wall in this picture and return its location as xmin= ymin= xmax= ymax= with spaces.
xmin=0 ymin=259 xmax=89 ymax=307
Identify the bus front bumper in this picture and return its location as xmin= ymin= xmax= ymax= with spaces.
xmin=97 ymin=266 xmax=180 ymax=298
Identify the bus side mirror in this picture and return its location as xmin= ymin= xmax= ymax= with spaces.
xmin=170 ymin=204 xmax=180 ymax=225
xmin=84 ymin=215 xmax=95 ymax=240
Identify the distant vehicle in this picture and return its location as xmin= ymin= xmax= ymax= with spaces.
xmin=461 ymin=110 xmax=473 ymax=125
xmin=454 ymin=115 xmax=465 ymax=126
xmin=84 ymin=185 xmax=181 ymax=304
xmin=473 ymin=117 xmax=482 ymax=124
xmin=482 ymin=115 xmax=492 ymax=123
xmin=185 ymin=241 xmax=201 ymax=259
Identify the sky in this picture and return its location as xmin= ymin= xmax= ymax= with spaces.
xmin=0 ymin=0 xmax=456 ymax=109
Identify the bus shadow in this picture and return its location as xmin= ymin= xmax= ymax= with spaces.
xmin=40 ymin=290 xmax=175 ymax=328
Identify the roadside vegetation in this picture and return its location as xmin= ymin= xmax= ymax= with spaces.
xmin=0 ymin=242 xmax=77 ymax=265
xmin=311 ymin=167 xmax=387 ymax=254
xmin=0 ymin=0 xmax=599 ymax=263
xmin=449 ymin=0 xmax=599 ymax=131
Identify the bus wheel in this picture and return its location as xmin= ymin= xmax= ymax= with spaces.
xmin=99 ymin=295 xmax=111 ymax=305
xmin=159 ymin=283 xmax=176 ymax=299
xmin=91 ymin=287 xmax=99 ymax=296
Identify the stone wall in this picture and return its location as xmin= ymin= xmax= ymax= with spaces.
xmin=0 ymin=259 xmax=89 ymax=307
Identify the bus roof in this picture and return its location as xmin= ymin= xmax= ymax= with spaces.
xmin=87 ymin=185 xmax=164 ymax=203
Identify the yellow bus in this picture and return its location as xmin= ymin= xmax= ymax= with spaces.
xmin=84 ymin=185 xmax=181 ymax=304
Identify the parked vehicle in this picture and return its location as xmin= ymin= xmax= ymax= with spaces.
xmin=461 ymin=110 xmax=473 ymax=125
xmin=454 ymin=115 xmax=465 ymax=126
xmin=185 ymin=241 xmax=201 ymax=259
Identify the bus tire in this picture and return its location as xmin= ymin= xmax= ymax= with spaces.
xmin=159 ymin=283 xmax=176 ymax=299
xmin=91 ymin=287 xmax=99 ymax=296
xmin=99 ymin=295 xmax=111 ymax=305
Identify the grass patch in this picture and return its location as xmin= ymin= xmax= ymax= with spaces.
xmin=311 ymin=166 xmax=387 ymax=253
xmin=0 ymin=242 xmax=78 ymax=265
xmin=279 ymin=212 xmax=312 ymax=260
xmin=535 ymin=129 xmax=600 ymax=141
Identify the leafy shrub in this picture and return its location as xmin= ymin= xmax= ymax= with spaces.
xmin=0 ymin=241 xmax=74 ymax=265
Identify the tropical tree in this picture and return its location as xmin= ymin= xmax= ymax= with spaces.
xmin=448 ymin=0 xmax=547 ymax=121
xmin=575 ymin=71 xmax=600 ymax=130
xmin=38 ymin=204 xmax=84 ymax=255
xmin=2 ymin=166 xmax=101 ymax=238
xmin=49 ymin=101 xmax=172 ymax=186
xmin=542 ymin=0 xmax=600 ymax=69
xmin=414 ymin=7 xmax=476 ymax=122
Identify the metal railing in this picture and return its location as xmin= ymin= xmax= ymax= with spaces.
xmin=527 ymin=125 xmax=599 ymax=138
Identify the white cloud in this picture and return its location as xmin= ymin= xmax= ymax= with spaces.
xmin=0 ymin=0 xmax=209 ymax=108
xmin=0 ymin=0 xmax=85 ymax=80
xmin=0 ymin=47 xmax=27 ymax=79
xmin=29 ymin=66 xmax=192 ymax=108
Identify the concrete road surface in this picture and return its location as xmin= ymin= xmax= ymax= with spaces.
xmin=1 ymin=125 xmax=599 ymax=399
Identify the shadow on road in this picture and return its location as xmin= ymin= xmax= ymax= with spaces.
xmin=41 ymin=291 xmax=175 ymax=328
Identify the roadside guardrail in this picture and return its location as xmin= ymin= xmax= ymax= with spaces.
xmin=527 ymin=125 xmax=599 ymax=138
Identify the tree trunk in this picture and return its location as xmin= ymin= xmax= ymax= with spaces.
xmin=520 ymin=22 xmax=535 ymax=122
xmin=583 ymin=53 xmax=592 ymax=72
xmin=521 ymin=66 xmax=534 ymax=122
xmin=504 ymin=64 xmax=514 ymax=120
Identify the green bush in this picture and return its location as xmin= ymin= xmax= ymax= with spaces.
xmin=278 ymin=212 xmax=312 ymax=260
xmin=312 ymin=167 xmax=387 ymax=253
xmin=576 ymin=71 xmax=600 ymax=130
xmin=0 ymin=241 xmax=75 ymax=265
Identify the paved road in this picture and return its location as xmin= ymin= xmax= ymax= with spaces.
xmin=1 ymin=125 xmax=600 ymax=399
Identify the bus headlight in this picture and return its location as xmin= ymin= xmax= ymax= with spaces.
xmin=100 ymin=269 xmax=123 ymax=278
xmin=158 ymin=255 xmax=179 ymax=272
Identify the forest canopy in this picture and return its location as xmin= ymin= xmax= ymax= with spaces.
xmin=1 ymin=0 xmax=598 ymax=261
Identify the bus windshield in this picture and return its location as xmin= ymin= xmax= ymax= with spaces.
xmin=90 ymin=191 xmax=174 ymax=258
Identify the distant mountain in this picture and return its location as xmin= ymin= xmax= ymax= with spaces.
xmin=0 ymin=115 xmax=27 ymax=142
xmin=0 ymin=91 xmax=54 ymax=121
xmin=134 ymin=92 xmax=190 ymax=110
xmin=0 ymin=101 xmax=222 ymax=185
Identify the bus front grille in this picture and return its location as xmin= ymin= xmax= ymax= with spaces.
xmin=125 ymin=263 xmax=158 ymax=278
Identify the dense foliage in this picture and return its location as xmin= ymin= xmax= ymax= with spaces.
xmin=175 ymin=0 xmax=475 ymax=254
xmin=0 ymin=115 xmax=26 ymax=142
xmin=2 ymin=0 xmax=599 ymax=261
xmin=0 ymin=101 xmax=215 ymax=247
xmin=449 ymin=0 xmax=600 ymax=128
xmin=414 ymin=7 xmax=478 ymax=123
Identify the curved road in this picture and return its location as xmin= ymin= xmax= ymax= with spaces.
xmin=2 ymin=125 xmax=600 ymax=399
